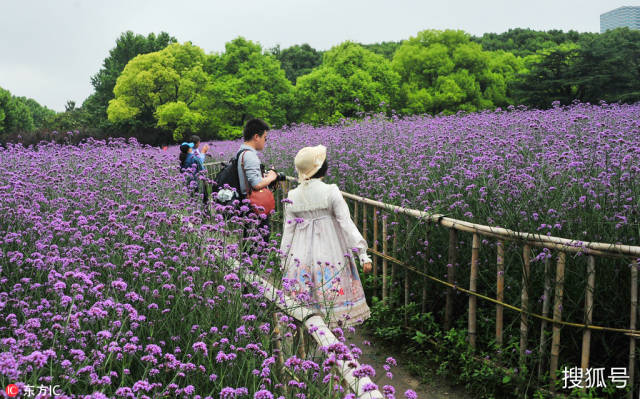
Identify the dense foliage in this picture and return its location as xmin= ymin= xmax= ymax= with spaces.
xmin=269 ymin=44 xmax=322 ymax=84
xmin=392 ymin=30 xmax=524 ymax=115
xmin=84 ymin=31 xmax=177 ymax=132
xmin=3 ymin=27 xmax=640 ymax=145
xmin=293 ymin=42 xmax=400 ymax=124
xmin=0 ymin=87 xmax=55 ymax=141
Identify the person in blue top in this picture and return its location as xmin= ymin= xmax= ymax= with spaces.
xmin=179 ymin=142 xmax=209 ymax=214
xmin=190 ymin=135 xmax=209 ymax=162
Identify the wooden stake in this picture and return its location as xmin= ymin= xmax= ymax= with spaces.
xmin=445 ymin=229 xmax=458 ymax=330
xmin=362 ymin=203 xmax=367 ymax=243
xmin=297 ymin=326 xmax=307 ymax=360
xmin=382 ymin=216 xmax=388 ymax=303
xmin=496 ymin=240 xmax=505 ymax=348
xmin=422 ymin=233 xmax=429 ymax=314
xmin=469 ymin=233 xmax=480 ymax=350
xmin=550 ymin=252 xmax=566 ymax=393
xmin=580 ymin=256 xmax=595 ymax=371
xmin=404 ymin=266 xmax=410 ymax=327
xmin=538 ymin=257 xmax=552 ymax=380
xmin=273 ymin=313 xmax=285 ymax=388
xmin=520 ymin=245 xmax=531 ymax=363
xmin=391 ymin=225 xmax=397 ymax=308
xmin=373 ymin=210 xmax=379 ymax=298
xmin=354 ymin=200 xmax=358 ymax=224
xmin=628 ymin=260 xmax=638 ymax=399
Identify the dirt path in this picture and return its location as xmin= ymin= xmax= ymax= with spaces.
xmin=346 ymin=328 xmax=472 ymax=399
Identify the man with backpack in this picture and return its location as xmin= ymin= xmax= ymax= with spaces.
xmin=236 ymin=119 xmax=278 ymax=252
xmin=213 ymin=119 xmax=278 ymax=253
xmin=236 ymin=119 xmax=278 ymax=198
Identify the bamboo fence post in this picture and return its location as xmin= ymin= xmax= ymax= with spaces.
xmin=628 ymin=260 xmax=638 ymax=399
xmin=362 ymin=203 xmax=367 ymax=243
xmin=297 ymin=324 xmax=307 ymax=360
xmin=354 ymin=200 xmax=358 ymax=224
xmin=520 ymin=245 xmax=531 ymax=363
xmin=469 ymin=233 xmax=480 ymax=350
xmin=445 ymin=229 xmax=458 ymax=330
xmin=382 ymin=215 xmax=388 ymax=303
xmin=580 ymin=256 xmax=595 ymax=371
xmin=405 ymin=265 xmax=410 ymax=327
xmin=273 ymin=313 xmax=285 ymax=389
xmin=373 ymin=209 xmax=379 ymax=298
xmin=496 ymin=240 xmax=505 ymax=348
xmin=550 ymin=252 xmax=566 ymax=394
xmin=538 ymin=257 xmax=552 ymax=381
xmin=402 ymin=216 xmax=408 ymax=326
xmin=391 ymin=225 xmax=397 ymax=308
xmin=422 ymin=233 xmax=429 ymax=314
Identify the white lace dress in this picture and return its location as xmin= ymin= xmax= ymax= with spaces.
xmin=280 ymin=179 xmax=371 ymax=328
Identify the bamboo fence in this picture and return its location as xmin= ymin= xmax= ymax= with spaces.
xmin=204 ymin=161 xmax=640 ymax=397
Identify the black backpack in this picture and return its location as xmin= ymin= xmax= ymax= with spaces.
xmin=212 ymin=149 xmax=249 ymax=204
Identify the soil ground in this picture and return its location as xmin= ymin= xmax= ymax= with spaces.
xmin=346 ymin=327 xmax=473 ymax=399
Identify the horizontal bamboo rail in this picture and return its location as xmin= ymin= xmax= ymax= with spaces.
xmin=337 ymin=190 xmax=640 ymax=258
xmin=203 ymin=163 xmax=640 ymax=258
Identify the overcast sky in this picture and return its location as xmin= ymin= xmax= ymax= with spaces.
xmin=1 ymin=0 xmax=637 ymax=112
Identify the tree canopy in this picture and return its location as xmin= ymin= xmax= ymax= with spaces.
xmin=294 ymin=42 xmax=400 ymax=125
xmin=0 ymin=86 xmax=57 ymax=141
xmin=107 ymin=42 xmax=209 ymax=141
xmin=392 ymin=29 xmax=525 ymax=115
xmin=83 ymin=31 xmax=177 ymax=130
xmin=202 ymin=37 xmax=294 ymax=139
xmin=270 ymin=43 xmax=322 ymax=84
xmin=6 ymin=27 xmax=640 ymax=145
xmin=472 ymin=28 xmax=584 ymax=57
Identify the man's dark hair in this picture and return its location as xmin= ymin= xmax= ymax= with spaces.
xmin=310 ymin=160 xmax=328 ymax=179
xmin=190 ymin=135 xmax=201 ymax=145
xmin=243 ymin=118 xmax=270 ymax=142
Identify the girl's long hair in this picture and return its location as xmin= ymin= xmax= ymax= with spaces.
xmin=179 ymin=144 xmax=190 ymax=168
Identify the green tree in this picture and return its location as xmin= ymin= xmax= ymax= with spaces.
xmin=107 ymin=42 xmax=209 ymax=142
xmin=293 ymin=41 xmax=400 ymax=125
xmin=360 ymin=41 xmax=402 ymax=60
xmin=84 ymin=31 xmax=177 ymax=129
xmin=472 ymin=28 xmax=583 ymax=57
xmin=392 ymin=29 xmax=524 ymax=115
xmin=511 ymin=43 xmax=580 ymax=109
xmin=570 ymin=28 xmax=640 ymax=103
xmin=270 ymin=43 xmax=322 ymax=84
xmin=202 ymin=37 xmax=294 ymax=139
xmin=13 ymin=97 xmax=56 ymax=130
xmin=0 ymin=87 xmax=34 ymax=137
xmin=45 ymin=103 xmax=91 ymax=133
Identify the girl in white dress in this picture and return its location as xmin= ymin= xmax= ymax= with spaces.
xmin=280 ymin=145 xmax=372 ymax=328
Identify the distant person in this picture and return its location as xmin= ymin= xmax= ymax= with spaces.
xmin=280 ymin=145 xmax=372 ymax=328
xmin=237 ymin=118 xmax=279 ymax=247
xmin=191 ymin=135 xmax=209 ymax=162
xmin=179 ymin=142 xmax=209 ymax=214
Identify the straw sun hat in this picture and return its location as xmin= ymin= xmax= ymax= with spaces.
xmin=294 ymin=145 xmax=327 ymax=182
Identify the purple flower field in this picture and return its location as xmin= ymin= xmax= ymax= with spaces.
xmin=2 ymin=101 xmax=639 ymax=398
xmin=0 ymin=138 xmax=402 ymax=398
xmin=209 ymin=102 xmax=639 ymax=246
